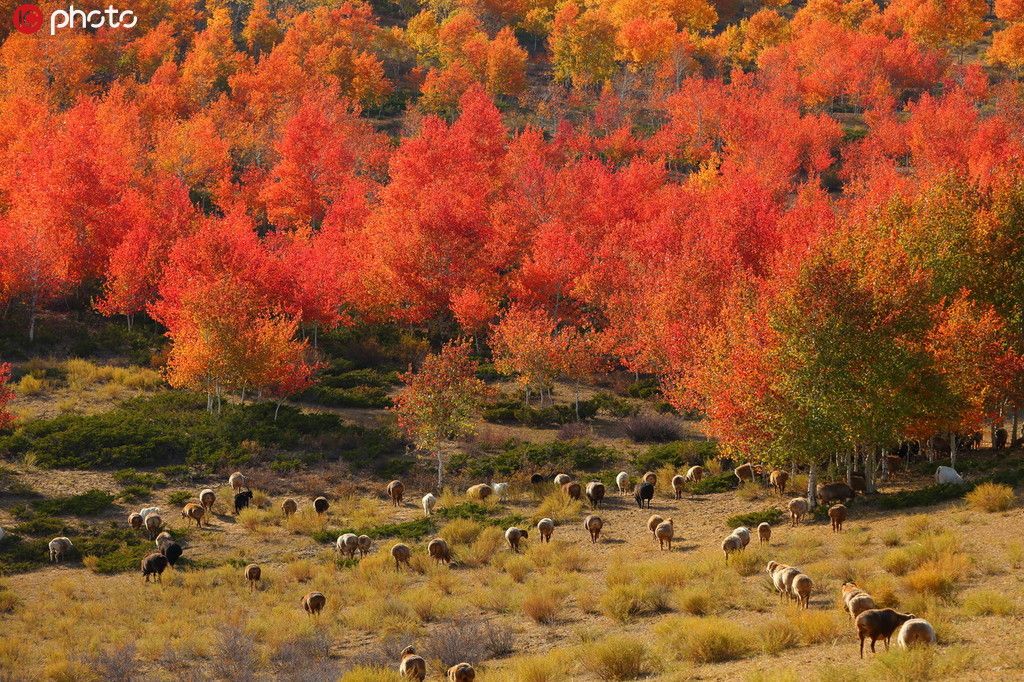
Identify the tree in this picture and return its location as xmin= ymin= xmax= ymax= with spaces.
xmin=392 ymin=340 xmax=488 ymax=487
xmin=550 ymin=4 xmax=618 ymax=86
xmin=491 ymin=306 xmax=562 ymax=404
xmin=990 ymin=24 xmax=1024 ymax=72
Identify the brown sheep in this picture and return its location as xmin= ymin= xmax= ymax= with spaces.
xmin=357 ymin=535 xmax=372 ymax=557
xmin=48 ymin=537 xmax=73 ymax=563
xmin=391 ymin=543 xmax=412 ymax=571
xmin=849 ymin=472 xmax=867 ymax=493
xmin=466 ymin=483 xmax=493 ymax=501
xmin=828 ymin=504 xmax=847 ymax=532
xmin=856 ymin=609 xmax=916 ymax=657
xmin=281 ymin=498 xmax=298 ymax=517
xmin=684 ymin=465 xmax=704 ymax=483
xmin=585 ymin=481 xmax=606 ymax=508
xmin=655 ymin=518 xmax=674 ymax=551
xmin=427 ymin=538 xmax=452 ymax=565
xmin=735 ymin=463 xmax=755 ymax=485
xmin=816 ymin=482 xmax=855 ymax=506
xmin=505 ymin=527 xmax=528 ymax=552
xmin=144 ymin=514 xmax=163 ymax=540
xmin=791 ymin=574 xmax=813 ymax=609
xmin=787 ymin=498 xmax=808 ymax=526
xmin=757 ymin=522 xmax=771 ymax=545
xmin=141 ymin=553 xmax=169 ymax=583
xmin=302 ymin=591 xmax=327 ymax=617
xmin=447 ymin=663 xmax=475 ymax=681
xmin=199 ymin=488 xmax=216 ymax=515
xmin=647 ymin=514 xmax=664 ymax=540
xmin=313 ymin=496 xmax=330 ymax=515
xmin=537 ymin=517 xmax=554 ymax=543
xmin=562 ymin=481 xmax=582 ymax=501
xmin=583 ymin=515 xmax=603 ymax=543
xmin=244 ymin=563 xmax=261 ymax=592
xmin=128 ymin=512 xmax=143 ymax=530
xmin=387 ymin=480 xmax=405 ymax=507
xmin=181 ymin=503 xmax=205 ymax=528
xmin=769 ymin=469 xmax=789 ymax=496
xmin=642 ymin=471 xmax=657 ymax=487
xmin=399 ymin=646 xmax=427 ymax=681
xmin=671 ymin=475 xmax=685 ymax=499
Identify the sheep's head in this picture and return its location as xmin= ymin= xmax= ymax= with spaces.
xmin=401 ymin=646 xmax=416 ymax=657
xmin=766 ymin=561 xmax=778 ymax=574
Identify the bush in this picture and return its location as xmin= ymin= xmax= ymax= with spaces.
xmin=318 ymin=368 xmax=399 ymax=389
xmin=112 ymin=470 xmax=165 ymax=488
xmin=301 ymin=385 xmax=392 ymax=409
xmin=482 ymin=398 xmax=600 ymax=426
xmin=690 ymin=471 xmax=738 ymax=494
xmin=727 ymin=507 xmax=783 ymax=529
xmin=167 ymin=491 xmax=192 ymax=506
xmin=961 ymin=589 xmax=1017 ymax=616
xmin=314 ymin=518 xmax=435 ymax=544
xmin=633 ymin=440 xmax=717 ymax=471
xmin=876 ymin=483 xmax=969 ymax=510
xmin=32 ymin=490 xmax=114 ymax=516
xmin=450 ymin=439 xmax=616 ymax=479
xmin=622 ymin=412 xmax=684 ymax=443
xmin=656 ymin=616 xmax=752 ymax=664
xmin=522 ymin=588 xmax=561 ymax=623
xmin=599 ymin=584 xmax=667 ymax=622
xmin=964 ymin=482 xmax=1015 ymax=512
xmin=582 ymin=635 xmax=655 ymax=680
xmin=117 ymin=486 xmax=150 ymax=503
xmin=625 ymin=378 xmax=661 ymax=399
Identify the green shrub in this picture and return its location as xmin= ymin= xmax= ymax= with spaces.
xmin=11 ymin=514 xmax=73 ymax=537
xmin=690 ymin=471 xmax=738 ymax=494
xmin=314 ymin=518 xmax=436 ymax=544
xmin=633 ymin=440 xmax=718 ymax=471
xmin=301 ymin=385 xmax=392 ymax=409
xmin=117 ymin=485 xmax=151 ymax=503
xmin=167 ymin=491 xmax=192 ymax=506
xmin=482 ymin=398 xmax=600 ymax=426
xmin=877 ymin=483 xmax=969 ymax=510
xmin=449 ymin=440 xmax=616 ymax=478
xmin=32 ymin=490 xmax=114 ymax=516
xmin=727 ymin=507 xmax=783 ymax=529
xmin=112 ymin=470 xmax=165 ymax=488
xmin=318 ymin=368 xmax=399 ymax=389
xmin=591 ymin=392 xmax=639 ymax=418
xmin=626 ymin=378 xmax=661 ymax=399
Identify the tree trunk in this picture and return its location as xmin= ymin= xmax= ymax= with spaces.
xmin=574 ymin=386 xmax=580 ymax=420
xmin=1012 ymin=409 xmax=1019 ymax=446
xmin=807 ymin=462 xmax=818 ymax=507
xmin=845 ymin=450 xmax=854 ymax=487
xmin=436 ymin=450 xmax=444 ymax=489
xmin=274 ymin=401 xmax=282 ymax=421
xmin=865 ymin=448 xmax=877 ymax=494
xmin=949 ymin=431 xmax=958 ymax=469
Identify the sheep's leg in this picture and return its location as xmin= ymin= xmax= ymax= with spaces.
xmin=859 ymin=636 xmax=865 ymax=658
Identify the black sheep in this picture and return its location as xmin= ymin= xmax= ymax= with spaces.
xmin=530 ymin=473 xmax=545 ymax=485
xmin=634 ymin=482 xmax=654 ymax=509
xmin=161 ymin=541 xmax=183 ymax=566
xmin=234 ymin=490 xmax=254 ymax=514
xmin=141 ymin=553 xmax=169 ymax=583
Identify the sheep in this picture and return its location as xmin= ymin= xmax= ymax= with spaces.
xmin=313 ymin=496 xmax=330 ymax=515
xmin=585 ymin=481 xmax=605 ymax=508
xmin=841 ymin=581 xmax=865 ymax=606
xmin=447 ymin=663 xmax=475 ymax=682
xmin=386 ymin=480 xmax=405 ymax=507
xmin=787 ymin=497 xmax=809 ymax=526
xmin=139 ymin=506 xmax=161 ymax=520
xmin=537 ymin=517 xmax=554 ymax=543
xmin=154 ymin=531 xmax=174 ymax=550
xmin=850 ymin=472 xmax=867 ymax=493
xmin=391 ymin=543 xmax=412 ymax=571
xmin=128 ymin=512 xmax=143 ymax=530
xmin=791 ymin=573 xmax=813 ymax=609
xmin=144 ymin=514 xmax=163 ymax=539
xmin=769 ymin=469 xmax=789 ymax=496
xmin=722 ymin=534 xmax=742 ymax=563
xmin=181 ymin=503 xmax=205 ymax=528
xmin=935 ymin=466 xmax=963 ymax=485
xmin=634 ymin=482 xmax=654 ymax=509
xmin=732 ymin=526 xmax=751 ymax=548
xmin=428 ymin=538 xmax=452 ymax=564
xmin=646 ymin=514 xmax=664 ymax=539
xmin=553 ymin=473 xmax=571 ymax=486
xmin=757 ymin=522 xmax=771 ymax=545
xmin=492 ymin=482 xmax=509 ymax=502
xmin=142 ymin=552 xmax=169 ymax=583
xmin=897 ymin=618 xmax=936 ymax=649
xmin=233 ymin=491 xmax=253 ymax=515
xmin=421 ymin=493 xmax=437 ymax=517
xmin=816 ymin=482 xmax=855 ymax=506
xmin=642 ymin=471 xmax=657 ymax=487
xmin=48 ymin=537 xmax=73 ymax=563
xmin=466 ymin=483 xmax=493 ymax=501
xmin=281 ymin=498 xmax=298 ymax=517
xmin=583 ymin=515 xmax=603 ymax=543
xmin=735 ymin=463 xmax=755 ymax=485
xmin=530 ymin=473 xmax=545 ymax=485
xmin=767 ymin=561 xmax=802 ymax=601
xmin=229 ymin=472 xmax=247 ymax=492
xmin=562 ymin=481 xmax=582 ymax=501
xmin=655 ymin=518 xmax=674 ymax=550
xmin=199 ymin=488 xmax=216 ymax=515
xmin=244 ymin=563 xmax=261 ymax=592
xmin=357 ymin=535 xmax=372 ymax=557
xmin=161 ymin=541 xmax=183 ymax=566
xmin=848 ymin=593 xmax=877 ymax=621
xmin=302 ymin=591 xmax=326 ymax=617
xmin=856 ymin=609 xmax=916 ymax=657
xmin=399 ymin=645 xmax=427 ymax=681
xmin=336 ymin=533 xmax=358 ymax=558
xmin=670 ymin=475 xmax=685 ymax=499
xmin=684 ymin=465 xmax=704 ymax=483
xmin=505 ymin=527 xmax=528 ymax=553
xmin=828 ymin=504 xmax=847 ymax=532
xmin=615 ymin=471 xmax=630 ymax=495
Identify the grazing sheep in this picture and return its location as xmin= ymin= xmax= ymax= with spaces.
xmin=816 ymin=482 xmax=855 ymax=506
xmin=281 ymin=498 xmax=298 ymax=517
xmin=530 ymin=473 xmax=545 ymax=485
xmin=128 ymin=512 xmax=143 ymax=530
xmin=897 ymin=618 xmax=936 ymax=649
xmin=387 ymin=480 xmax=405 ymax=507
xmin=634 ymin=482 xmax=654 ymax=509
xmin=848 ymin=593 xmax=877 ymax=620
xmin=428 ymin=538 xmax=452 ymax=565
xmin=655 ymin=518 xmax=674 ymax=550
xmin=244 ymin=563 xmax=261 ymax=592
xmin=684 ymin=465 xmax=704 ymax=483
xmin=935 ymin=466 xmax=963 ymax=485
xmin=553 ymin=473 xmax=571 ymax=486
xmin=139 ymin=506 xmax=160 ymax=520
xmin=233 ymin=491 xmax=253 ymax=515
xmin=735 ymin=463 xmax=755 ymax=485
xmin=537 ymin=517 xmax=554 ymax=543
xmin=615 ymin=471 xmax=630 ymax=495
xmin=447 ymin=663 xmax=475 ymax=681
xmin=505 ymin=527 xmax=528 ymax=552
xmin=466 ymin=483 xmax=493 ymax=501
xmin=583 ymin=515 xmax=603 ymax=543
xmin=757 ymin=522 xmax=771 ymax=545
xmin=229 ymin=472 xmax=247 ymax=492
xmin=181 ymin=503 xmax=205 ymax=528
xmin=585 ymin=481 xmax=605 ymax=508
xmin=788 ymin=497 xmax=809 ymax=526
xmin=791 ymin=573 xmax=813 ymax=608
xmin=141 ymin=553 xmax=169 ymax=583
xmin=357 ymin=535 xmax=372 ymax=557
xmin=336 ymin=533 xmax=358 ymax=558
xmin=422 ymin=493 xmax=437 ymax=517
xmin=492 ymin=482 xmax=509 ymax=502
xmin=647 ymin=514 xmax=664 ymax=539
xmin=48 ymin=537 xmax=73 ymax=563
xmin=769 ymin=469 xmax=789 ymax=496
xmin=144 ymin=514 xmax=163 ymax=539
xmin=767 ymin=562 xmax=802 ymax=600
xmin=828 ymin=504 xmax=847 ymax=532
xmin=856 ymin=609 xmax=917 ymax=657
xmin=671 ymin=475 xmax=685 ymax=499
xmin=302 ymin=591 xmax=327 ymax=617
xmin=562 ymin=481 xmax=582 ymax=501
xmin=722 ymin=534 xmax=742 ymax=563
xmin=199 ymin=488 xmax=216 ymax=514
xmin=154 ymin=531 xmax=174 ymax=551
xmin=161 ymin=541 xmax=182 ymax=566
xmin=313 ymin=496 xmax=330 ymax=515
xmin=399 ymin=645 xmax=427 ymax=681
xmin=642 ymin=471 xmax=657 ymax=487
xmin=732 ymin=526 xmax=751 ymax=548
xmin=391 ymin=543 xmax=412 ymax=571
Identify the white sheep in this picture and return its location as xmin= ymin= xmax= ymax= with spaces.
xmin=732 ymin=526 xmax=751 ymax=549
xmin=357 ymin=535 xmax=372 ymax=557
xmin=139 ymin=506 xmax=161 ymax=520
xmin=766 ymin=561 xmax=801 ymax=600
xmin=49 ymin=537 xmax=73 ymax=563
xmin=422 ymin=493 xmax=437 ymax=517
xmin=199 ymin=488 xmax=216 ymax=513
xmin=791 ymin=573 xmax=813 ymax=608
xmin=655 ymin=518 xmax=674 ymax=550
xmin=553 ymin=473 xmax=571 ymax=486
xmin=154 ymin=531 xmax=174 ymax=550
xmin=787 ymin=497 xmax=809 ymax=526
xmin=492 ymin=482 xmax=509 ymax=502
xmin=537 ymin=517 xmax=554 ymax=543
xmin=935 ymin=466 xmax=963 ymax=485
xmin=229 ymin=471 xmax=247 ymax=492
xmin=897 ymin=618 xmax=936 ymax=648
xmin=336 ymin=533 xmax=358 ymax=558
xmin=671 ymin=475 xmax=685 ymax=499
xmin=615 ymin=471 xmax=630 ymax=495
xmin=757 ymin=522 xmax=771 ymax=545
xmin=505 ymin=527 xmax=528 ymax=552
xmin=722 ymin=534 xmax=743 ymax=563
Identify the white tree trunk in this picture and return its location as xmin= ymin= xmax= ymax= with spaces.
xmin=807 ymin=462 xmax=818 ymax=507
xmin=949 ymin=431 xmax=958 ymax=469
xmin=866 ymin=448 xmax=877 ymax=494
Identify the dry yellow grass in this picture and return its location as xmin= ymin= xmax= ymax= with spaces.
xmin=965 ymin=482 xmax=1016 ymax=512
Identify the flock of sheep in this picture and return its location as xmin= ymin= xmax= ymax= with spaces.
xmin=31 ymin=459 xmax=965 ymax=677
